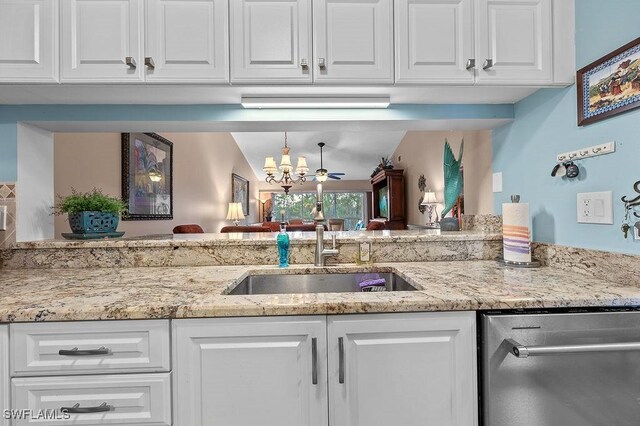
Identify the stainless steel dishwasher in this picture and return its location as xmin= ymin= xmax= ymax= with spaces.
xmin=481 ymin=310 xmax=640 ymax=426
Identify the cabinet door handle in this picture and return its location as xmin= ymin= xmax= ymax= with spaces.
xmin=61 ymin=402 xmax=112 ymax=413
xmin=301 ymin=58 xmax=309 ymax=70
xmin=338 ymin=337 xmax=345 ymax=384
xmin=58 ymin=346 xmax=111 ymax=356
xmin=311 ymin=337 xmax=318 ymax=385
xmin=145 ymin=57 xmax=155 ymax=69
xmin=483 ymin=59 xmax=493 ymax=70
xmin=125 ymin=57 xmax=137 ymax=69
xmin=318 ymin=58 xmax=326 ymax=70
xmin=466 ymin=59 xmax=476 ymax=70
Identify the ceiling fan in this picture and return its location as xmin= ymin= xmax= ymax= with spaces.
xmin=313 ymin=142 xmax=346 ymax=181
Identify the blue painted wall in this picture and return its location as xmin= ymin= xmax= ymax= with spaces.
xmin=493 ymin=0 xmax=640 ymax=254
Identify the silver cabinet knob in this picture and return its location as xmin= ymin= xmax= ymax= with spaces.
xmin=466 ymin=59 xmax=476 ymax=70
xmin=301 ymin=58 xmax=309 ymax=70
xmin=125 ymin=57 xmax=137 ymax=69
xmin=318 ymin=58 xmax=326 ymax=70
xmin=483 ymin=59 xmax=493 ymax=70
xmin=145 ymin=57 xmax=155 ymax=69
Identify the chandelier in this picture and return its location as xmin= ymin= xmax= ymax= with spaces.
xmin=263 ymin=132 xmax=309 ymax=194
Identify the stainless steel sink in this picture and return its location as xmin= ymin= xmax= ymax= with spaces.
xmin=227 ymin=272 xmax=418 ymax=295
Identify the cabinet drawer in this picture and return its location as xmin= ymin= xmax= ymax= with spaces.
xmin=11 ymin=373 xmax=171 ymax=426
xmin=10 ymin=320 xmax=170 ymax=376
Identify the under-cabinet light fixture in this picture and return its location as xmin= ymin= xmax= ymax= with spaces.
xmin=241 ymin=96 xmax=391 ymax=109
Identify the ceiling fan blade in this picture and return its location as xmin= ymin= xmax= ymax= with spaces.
xmin=329 ymin=175 xmax=342 ymax=180
xmin=329 ymin=172 xmax=345 ymax=176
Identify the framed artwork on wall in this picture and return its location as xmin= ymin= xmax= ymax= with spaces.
xmin=121 ymin=133 xmax=173 ymax=220
xmin=232 ymin=173 xmax=249 ymax=216
xmin=578 ymin=37 xmax=640 ymax=126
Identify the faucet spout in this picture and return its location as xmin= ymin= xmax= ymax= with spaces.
xmin=314 ymin=182 xmax=339 ymax=266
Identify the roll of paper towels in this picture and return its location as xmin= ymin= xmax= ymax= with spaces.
xmin=502 ymin=203 xmax=532 ymax=263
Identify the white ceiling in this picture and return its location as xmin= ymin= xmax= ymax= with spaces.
xmin=231 ymin=131 xmax=407 ymax=181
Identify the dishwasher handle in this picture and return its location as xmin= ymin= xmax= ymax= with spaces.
xmin=506 ymin=338 xmax=640 ymax=358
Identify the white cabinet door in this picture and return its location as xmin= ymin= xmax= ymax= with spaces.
xmin=395 ymin=0 xmax=474 ymax=84
xmin=61 ymin=0 xmax=143 ymax=82
xmin=230 ymin=0 xmax=312 ymax=84
xmin=328 ymin=312 xmax=477 ymax=426
xmin=0 ymin=0 xmax=58 ymax=82
xmin=145 ymin=0 xmax=228 ymax=83
xmin=173 ymin=316 xmax=328 ymax=426
xmin=0 ymin=326 xmax=8 ymax=426
xmin=313 ymin=0 xmax=393 ymax=84
xmin=476 ymin=0 xmax=552 ymax=84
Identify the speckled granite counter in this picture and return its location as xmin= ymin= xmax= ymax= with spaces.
xmin=2 ymin=230 xmax=503 ymax=269
xmin=0 ymin=261 xmax=638 ymax=322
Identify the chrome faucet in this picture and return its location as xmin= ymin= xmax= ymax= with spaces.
xmin=313 ymin=181 xmax=339 ymax=266
xmin=315 ymin=224 xmax=339 ymax=266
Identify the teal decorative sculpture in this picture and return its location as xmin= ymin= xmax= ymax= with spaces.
xmin=441 ymin=139 xmax=464 ymax=218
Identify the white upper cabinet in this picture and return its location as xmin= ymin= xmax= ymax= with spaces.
xmin=230 ymin=0 xmax=312 ymax=84
xmin=476 ymin=0 xmax=553 ymax=84
xmin=145 ymin=0 xmax=229 ymax=83
xmin=61 ymin=0 xmax=143 ymax=82
xmin=173 ymin=316 xmax=328 ymax=426
xmin=313 ymin=0 xmax=394 ymax=84
xmin=328 ymin=312 xmax=478 ymax=426
xmin=395 ymin=0 xmax=475 ymax=84
xmin=0 ymin=0 xmax=58 ymax=82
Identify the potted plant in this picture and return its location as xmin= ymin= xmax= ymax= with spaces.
xmin=53 ymin=189 xmax=127 ymax=235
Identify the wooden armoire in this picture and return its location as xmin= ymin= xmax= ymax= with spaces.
xmin=370 ymin=169 xmax=406 ymax=230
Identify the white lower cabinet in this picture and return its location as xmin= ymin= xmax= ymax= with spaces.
xmin=11 ymin=373 xmax=172 ymax=426
xmin=173 ymin=312 xmax=477 ymax=426
xmin=173 ymin=316 xmax=328 ymax=426
xmin=328 ymin=312 xmax=478 ymax=426
xmin=0 ymin=326 xmax=8 ymax=426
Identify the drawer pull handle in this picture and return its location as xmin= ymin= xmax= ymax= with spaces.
xmin=59 ymin=347 xmax=111 ymax=356
xmin=62 ymin=402 xmax=112 ymax=414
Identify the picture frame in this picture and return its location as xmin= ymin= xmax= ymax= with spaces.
xmin=121 ymin=133 xmax=173 ymax=220
xmin=578 ymin=37 xmax=640 ymax=126
xmin=232 ymin=173 xmax=249 ymax=216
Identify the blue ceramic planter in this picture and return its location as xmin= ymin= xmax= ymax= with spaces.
xmin=68 ymin=211 xmax=119 ymax=234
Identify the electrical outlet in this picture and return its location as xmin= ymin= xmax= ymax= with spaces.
xmin=0 ymin=205 xmax=6 ymax=231
xmin=577 ymin=191 xmax=613 ymax=224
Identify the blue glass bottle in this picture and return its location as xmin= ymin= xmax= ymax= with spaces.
xmin=277 ymin=222 xmax=290 ymax=268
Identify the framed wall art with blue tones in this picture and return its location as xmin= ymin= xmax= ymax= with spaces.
xmin=232 ymin=173 xmax=249 ymax=216
xmin=121 ymin=133 xmax=173 ymax=220
xmin=578 ymin=37 xmax=640 ymax=126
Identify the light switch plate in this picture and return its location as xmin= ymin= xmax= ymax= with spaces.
xmin=634 ymin=223 xmax=640 ymax=241
xmin=577 ymin=191 xmax=613 ymax=224
xmin=0 ymin=205 xmax=6 ymax=231
xmin=492 ymin=172 xmax=503 ymax=193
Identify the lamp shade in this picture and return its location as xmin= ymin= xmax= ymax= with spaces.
xmin=421 ymin=191 xmax=437 ymax=205
xmin=295 ymin=156 xmax=309 ymax=174
xmin=279 ymin=154 xmax=292 ymax=172
xmin=263 ymin=157 xmax=277 ymax=174
xmin=226 ymin=202 xmax=244 ymax=221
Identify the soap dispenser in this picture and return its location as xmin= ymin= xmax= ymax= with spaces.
xmin=277 ymin=222 xmax=290 ymax=268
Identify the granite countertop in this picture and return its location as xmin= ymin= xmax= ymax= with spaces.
xmin=10 ymin=230 xmax=501 ymax=249
xmin=0 ymin=261 xmax=638 ymax=322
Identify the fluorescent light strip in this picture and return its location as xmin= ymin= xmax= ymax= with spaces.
xmin=241 ymin=96 xmax=391 ymax=109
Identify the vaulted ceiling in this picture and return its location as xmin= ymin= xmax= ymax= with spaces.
xmin=231 ymin=131 xmax=407 ymax=181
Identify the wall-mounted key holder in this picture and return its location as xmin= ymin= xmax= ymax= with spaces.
xmin=621 ymin=181 xmax=640 ymax=239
